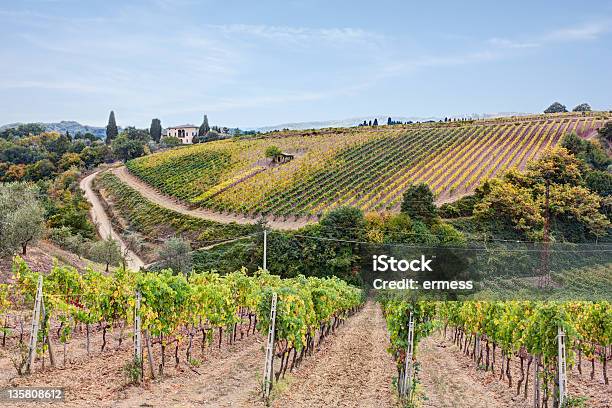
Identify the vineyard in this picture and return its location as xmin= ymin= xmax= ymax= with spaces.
xmin=0 ymin=257 xmax=363 ymax=395
xmin=92 ymin=171 xmax=257 ymax=262
xmin=126 ymin=113 xmax=610 ymax=220
xmin=380 ymin=294 xmax=611 ymax=407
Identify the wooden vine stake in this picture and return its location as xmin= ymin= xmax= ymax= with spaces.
xmin=262 ymin=292 xmax=277 ymax=403
xmin=533 ymin=355 xmax=541 ymax=408
xmin=134 ymin=290 xmax=142 ymax=381
xmin=400 ymin=312 xmax=415 ymax=400
xmin=557 ymin=326 xmax=568 ymax=407
xmin=25 ymin=275 xmax=43 ymax=373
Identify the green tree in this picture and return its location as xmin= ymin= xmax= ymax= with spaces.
xmin=158 ymin=237 xmax=192 ymax=275
xmin=475 ymin=148 xmax=611 ymax=241
xmin=543 ymin=102 xmax=567 ymax=114
xmin=0 ymin=123 xmax=45 ymax=140
xmin=0 ymin=182 xmax=45 ymax=255
xmin=199 ymin=114 xmax=210 ymax=136
xmin=526 ymin=147 xmax=584 ymax=185
xmin=58 ymin=152 xmax=83 ymax=171
xmin=401 ymin=183 xmax=438 ymax=223
xmin=161 ymin=136 xmax=181 ymax=148
xmin=150 ymin=119 xmax=162 ymax=143
xmin=105 ymin=111 xmax=118 ymax=145
xmin=597 ymin=121 xmax=612 ymax=148
xmin=474 ymin=178 xmax=544 ymax=240
xmin=88 ymin=236 xmax=121 ymax=272
xmin=572 ymin=103 xmax=591 ymax=112
xmin=28 ymin=159 xmax=56 ymax=180
xmin=265 ymin=145 xmax=282 ymax=158
xmin=560 ymin=133 xmax=610 ymax=170
xmin=121 ymin=126 xmax=150 ymax=143
xmin=111 ymin=135 xmax=145 ymax=162
xmin=585 ymin=170 xmax=612 ymax=196
xmin=319 ymin=206 xmax=366 ymax=240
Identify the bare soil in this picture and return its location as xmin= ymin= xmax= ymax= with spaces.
xmin=420 ymin=333 xmax=611 ymax=408
xmin=270 ymin=300 xmax=398 ymax=408
xmin=80 ymin=170 xmax=145 ymax=270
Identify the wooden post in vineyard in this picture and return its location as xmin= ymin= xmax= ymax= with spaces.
xmin=557 ymin=327 xmax=568 ymax=407
xmin=262 ymin=292 xmax=277 ymax=402
xmin=134 ymin=290 xmax=142 ymax=381
xmin=401 ymin=312 xmax=415 ymax=400
xmin=25 ymin=275 xmax=43 ymax=373
xmin=533 ymin=355 xmax=541 ymax=408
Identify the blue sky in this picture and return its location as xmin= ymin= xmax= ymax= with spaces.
xmin=1 ymin=0 xmax=611 ymax=129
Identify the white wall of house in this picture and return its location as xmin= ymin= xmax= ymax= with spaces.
xmin=167 ymin=126 xmax=198 ymax=144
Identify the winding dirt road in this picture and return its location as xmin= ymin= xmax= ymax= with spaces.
xmin=111 ymin=166 xmax=312 ymax=230
xmin=80 ymin=170 xmax=145 ymax=270
xmin=110 ymin=166 xmax=312 ymax=230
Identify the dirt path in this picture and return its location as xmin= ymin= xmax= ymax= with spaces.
xmin=418 ymin=336 xmax=512 ymax=408
xmin=271 ymin=300 xmax=397 ymax=408
xmin=114 ymin=335 xmax=265 ymax=407
xmin=111 ymin=166 xmax=312 ymax=230
xmin=80 ymin=171 xmax=145 ymax=270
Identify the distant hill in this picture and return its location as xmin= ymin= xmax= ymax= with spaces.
xmin=0 ymin=121 xmax=110 ymax=138
xmin=250 ymin=112 xmax=531 ymax=132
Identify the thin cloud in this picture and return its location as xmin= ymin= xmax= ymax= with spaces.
xmin=381 ymin=50 xmax=502 ymax=76
xmin=543 ymin=21 xmax=610 ymax=41
xmin=487 ymin=38 xmax=539 ymax=49
xmin=488 ymin=20 xmax=611 ymax=49
xmin=210 ymin=24 xmax=385 ymax=46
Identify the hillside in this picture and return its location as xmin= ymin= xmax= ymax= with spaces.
xmin=126 ymin=112 xmax=610 ymax=220
xmin=0 ymin=120 xmax=108 ymax=138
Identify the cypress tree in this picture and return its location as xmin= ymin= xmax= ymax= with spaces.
xmin=105 ymin=110 xmax=118 ymax=145
xmin=150 ymin=118 xmax=162 ymax=142
xmin=199 ymin=114 xmax=210 ymax=136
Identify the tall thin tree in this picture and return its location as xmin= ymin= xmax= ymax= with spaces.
xmin=199 ymin=114 xmax=210 ymax=136
xmin=105 ymin=111 xmax=118 ymax=145
xmin=150 ymin=118 xmax=162 ymax=143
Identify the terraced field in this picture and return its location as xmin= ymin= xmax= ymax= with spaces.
xmin=126 ymin=113 xmax=610 ymax=219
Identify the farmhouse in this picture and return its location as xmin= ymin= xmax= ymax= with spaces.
xmin=166 ymin=124 xmax=198 ymax=144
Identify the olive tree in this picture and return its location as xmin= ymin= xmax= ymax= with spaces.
xmin=0 ymin=182 xmax=45 ymax=256
xmin=88 ymin=236 xmax=122 ymax=272
xmin=157 ymin=237 xmax=192 ymax=275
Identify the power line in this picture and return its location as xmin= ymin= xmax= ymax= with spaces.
xmin=288 ymin=233 xmax=612 ymax=253
xmin=293 ymin=225 xmax=612 ymax=246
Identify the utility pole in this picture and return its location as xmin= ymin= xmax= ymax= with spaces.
xmin=263 ymin=229 xmax=267 ymax=270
